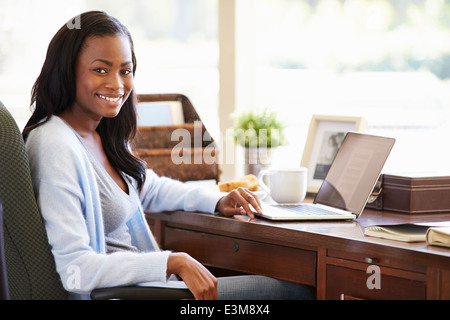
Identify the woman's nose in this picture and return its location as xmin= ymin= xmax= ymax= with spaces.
xmin=106 ymin=73 xmax=124 ymax=91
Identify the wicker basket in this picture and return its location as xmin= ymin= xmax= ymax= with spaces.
xmin=132 ymin=94 xmax=220 ymax=182
xmin=134 ymin=148 xmax=219 ymax=182
xmin=133 ymin=123 xmax=211 ymax=149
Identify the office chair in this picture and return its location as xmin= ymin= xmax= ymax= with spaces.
xmin=0 ymin=101 xmax=193 ymax=300
xmin=0 ymin=203 xmax=9 ymax=300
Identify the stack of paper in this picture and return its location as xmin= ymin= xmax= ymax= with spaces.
xmin=365 ymin=221 xmax=450 ymax=248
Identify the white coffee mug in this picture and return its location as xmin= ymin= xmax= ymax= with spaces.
xmin=258 ymin=167 xmax=308 ymax=204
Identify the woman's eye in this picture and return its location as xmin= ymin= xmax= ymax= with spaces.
xmin=93 ymin=68 xmax=107 ymax=74
xmin=122 ymin=69 xmax=132 ymax=76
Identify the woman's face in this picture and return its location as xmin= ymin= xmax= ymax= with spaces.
xmin=72 ymin=34 xmax=134 ymax=120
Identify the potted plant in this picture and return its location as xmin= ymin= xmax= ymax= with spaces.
xmin=233 ymin=109 xmax=286 ymax=175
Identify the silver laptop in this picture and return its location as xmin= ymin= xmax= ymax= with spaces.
xmin=257 ymin=132 xmax=395 ymax=221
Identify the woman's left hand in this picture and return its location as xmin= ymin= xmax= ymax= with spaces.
xmin=215 ymin=187 xmax=263 ymax=219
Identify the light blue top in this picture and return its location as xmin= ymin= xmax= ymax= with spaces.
xmin=76 ymin=130 xmax=141 ymax=254
xmin=25 ymin=115 xmax=223 ymax=296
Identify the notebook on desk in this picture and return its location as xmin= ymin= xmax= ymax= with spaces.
xmin=257 ymin=132 xmax=395 ymax=221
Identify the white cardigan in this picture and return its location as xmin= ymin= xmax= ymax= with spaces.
xmin=25 ymin=116 xmax=223 ymax=296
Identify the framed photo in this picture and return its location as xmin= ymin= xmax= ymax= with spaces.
xmin=300 ymin=115 xmax=367 ymax=194
xmin=136 ymin=101 xmax=184 ymax=126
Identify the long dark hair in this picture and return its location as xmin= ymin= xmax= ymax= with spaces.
xmin=23 ymin=11 xmax=146 ymax=190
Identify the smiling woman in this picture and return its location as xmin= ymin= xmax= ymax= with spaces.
xmin=88 ymin=55 xmax=134 ymax=107
xmin=64 ymin=34 xmax=136 ymax=193
xmin=22 ymin=11 xmax=145 ymax=191
xmin=70 ymin=36 xmax=134 ymax=122
xmin=19 ymin=11 xmax=314 ymax=300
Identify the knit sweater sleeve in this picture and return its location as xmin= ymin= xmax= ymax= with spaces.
xmin=139 ymin=169 xmax=225 ymax=214
xmin=25 ymin=117 xmax=172 ymax=295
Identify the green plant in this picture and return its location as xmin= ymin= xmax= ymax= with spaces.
xmin=233 ymin=109 xmax=286 ymax=148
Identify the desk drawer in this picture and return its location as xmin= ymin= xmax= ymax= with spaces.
xmin=326 ymin=265 xmax=426 ymax=300
xmin=327 ymin=249 xmax=427 ymax=274
xmin=164 ymin=227 xmax=316 ymax=286
xmin=325 ymin=249 xmax=427 ymax=300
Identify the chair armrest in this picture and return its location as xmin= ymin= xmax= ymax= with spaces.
xmin=90 ymin=285 xmax=194 ymax=300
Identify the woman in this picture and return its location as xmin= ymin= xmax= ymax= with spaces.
xmin=24 ymin=11 xmax=314 ymax=300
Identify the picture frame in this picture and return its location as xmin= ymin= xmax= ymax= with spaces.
xmin=300 ymin=115 xmax=367 ymax=194
xmin=136 ymin=100 xmax=184 ymax=126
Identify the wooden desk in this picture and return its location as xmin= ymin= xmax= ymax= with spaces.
xmin=146 ymin=206 xmax=450 ymax=300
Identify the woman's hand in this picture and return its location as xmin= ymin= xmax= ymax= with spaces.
xmin=215 ymin=187 xmax=263 ymax=219
xmin=167 ymin=252 xmax=218 ymax=300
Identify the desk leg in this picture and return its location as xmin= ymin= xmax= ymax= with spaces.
xmin=441 ymin=268 xmax=450 ymax=299
xmin=316 ymin=247 xmax=327 ymax=300
xmin=427 ymin=267 xmax=439 ymax=299
xmin=427 ymin=267 xmax=450 ymax=300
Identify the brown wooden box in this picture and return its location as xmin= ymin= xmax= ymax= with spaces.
xmin=368 ymin=173 xmax=450 ymax=214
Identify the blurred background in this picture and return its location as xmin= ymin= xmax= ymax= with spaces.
xmin=2 ymin=0 xmax=450 ymax=178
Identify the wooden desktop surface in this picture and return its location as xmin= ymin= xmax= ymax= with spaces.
xmin=146 ymin=201 xmax=450 ymax=300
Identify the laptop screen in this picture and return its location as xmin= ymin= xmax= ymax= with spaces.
xmin=314 ymin=132 xmax=395 ymax=215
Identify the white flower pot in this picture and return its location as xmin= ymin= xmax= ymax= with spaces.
xmin=244 ymin=147 xmax=275 ymax=176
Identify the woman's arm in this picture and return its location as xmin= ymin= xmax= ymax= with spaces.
xmin=26 ymin=123 xmax=171 ymax=293
xmin=140 ymin=169 xmax=263 ymax=218
xmin=167 ymin=252 xmax=217 ymax=300
xmin=139 ymin=169 xmax=223 ymax=213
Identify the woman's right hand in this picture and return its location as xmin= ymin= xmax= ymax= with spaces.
xmin=167 ymin=252 xmax=218 ymax=300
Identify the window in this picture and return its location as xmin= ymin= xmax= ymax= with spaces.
xmin=0 ymin=0 xmax=218 ymax=132
xmin=250 ymin=0 xmax=450 ymax=173
xmin=3 ymin=0 xmax=449 ymax=174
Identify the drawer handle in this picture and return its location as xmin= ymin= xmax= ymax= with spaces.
xmin=365 ymin=257 xmax=378 ymax=264
xmin=233 ymin=242 xmax=239 ymax=252
xmin=340 ymin=294 xmax=364 ymax=300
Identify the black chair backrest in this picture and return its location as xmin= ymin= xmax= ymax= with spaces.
xmin=0 ymin=202 xmax=10 ymax=300
xmin=0 ymin=101 xmax=67 ymax=299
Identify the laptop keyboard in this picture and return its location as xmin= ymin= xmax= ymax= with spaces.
xmin=274 ymin=204 xmax=341 ymax=216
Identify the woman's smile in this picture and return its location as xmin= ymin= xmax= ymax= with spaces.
xmin=96 ymin=93 xmax=124 ymax=105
